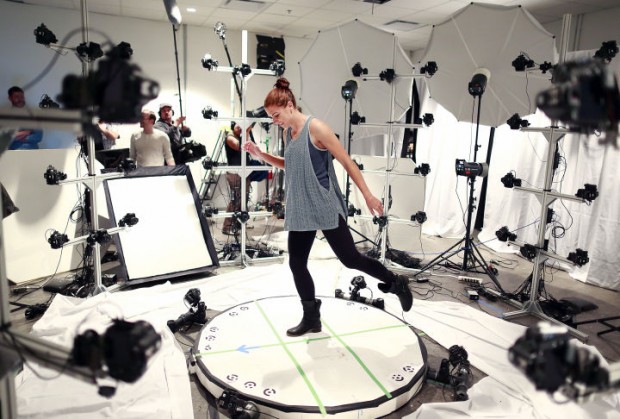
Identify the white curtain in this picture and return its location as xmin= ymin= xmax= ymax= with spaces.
xmin=415 ymin=54 xmax=620 ymax=291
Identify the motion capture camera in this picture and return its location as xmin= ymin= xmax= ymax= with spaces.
xmin=335 ymin=276 xmax=385 ymax=310
xmin=58 ymin=43 xmax=159 ymax=123
xmin=118 ymin=213 xmax=139 ymax=227
xmin=118 ymin=158 xmax=137 ymax=172
xmin=575 ymin=183 xmax=599 ymax=202
xmin=39 ymin=94 xmax=60 ymax=109
xmin=512 ymin=54 xmax=535 ymax=71
xmin=509 ymin=322 xmax=610 ymax=399
xmin=411 ymin=211 xmax=427 ymax=224
xmin=44 ymin=165 xmax=67 ymax=185
xmin=427 ymin=345 xmax=472 ymax=401
xmin=350 ymin=111 xmax=365 ymax=125
xmin=234 ymin=63 xmax=252 ymax=77
xmin=347 ymin=204 xmax=361 ymax=217
xmin=269 ymin=201 xmax=285 ymax=219
xmin=269 ymin=59 xmax=286 ymax=76
xmin=507 ymin=113 xmax=530 ymax=130
xmin=414 ymin=163 xmax=431 ymax=176
xmin=203 ymin=206 xmax=219 ymax=217
xmin=25 ymin=303 xmax=48 ymax=320
xmin=233 ymin=211 xmax=250 ymax=224
xmin=448 ymin=345 xmax=472 ymax=401
xmin=351 ymin=62 xmax=368 ymax=77
xmin=372 ymin=215 xmax=388 ymax=228
xmin=177 ymin=141 xmax=207 ymax=164
xmin=202 ymin=106 xmax=219 ymax=119
xmin=167 ymin=288 xmax=208 ymax=333
xmin=455 ymin=159 xmax=488 ymax=178
xmin=218 ymin=390 xmax=260 ymax=419
xmin=414 ymin=113 xmax=434 ymax=126
xmin=500 ymin=172 xmax=521 ymax=188
xmin=594 ymin=40 xmax=618 ymax=63
xmin=567 ymin=248 xmax=589 ymax=267
xmin=72 ymin=319 xmax=162 ymax=385
xmin=76 ymin=41 xmax=104 ymax=63
xmin=202 ymin=156 xmax=220 ymax=170
xmin=519 ymin=243 xmax=537 ymax=260
xmin=495 ymin=226 xmax=517 ymax=242
xmin=379 ymin=68 xmax=395 ymax=83
xmin=34 ymin=23 xmax=57 ymax=46
xmin=537 ymin=58 xmax=620 ymax=137
xmin=420 ymin=61 xmax=438 ymax=77
xmin=86 ymin=229 xmax=112 ymax=247
xmin=48 ymin=230 xmax=69 ymax=249
xmin=201 ymin=54 xmax=218 ymax=70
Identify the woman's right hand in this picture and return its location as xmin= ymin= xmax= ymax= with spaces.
xmin=243 ymin=141 xmax=262 ymax=159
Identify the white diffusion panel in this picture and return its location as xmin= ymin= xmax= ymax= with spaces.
xmin=105 ymin=167 xmax=217 ymax=284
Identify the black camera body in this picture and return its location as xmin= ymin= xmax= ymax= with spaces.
xmin=167 ymin=288 xmax=208 ymax=333
xmin=58 ymin=47 xmax=159 ymax=123
xmin=176 ymin=141 xmax=207 ymax=164
xmin=537 ymin=59 xmax=620 ymax=136
xmin=72 ymin=319 xmax=161 ymax=385
xmin=218 ymin=390 xmax=260 ymax=419
xmin=48 ymin=230 xmax=69 ymax=249
xmin=44 ymin=165 xmax=67 ymax=185
xmin=335 ymin=276 xmax=385 ymax=310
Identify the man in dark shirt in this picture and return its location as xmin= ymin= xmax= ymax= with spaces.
xmin=153 ymin=102 xmax=191 ymax=162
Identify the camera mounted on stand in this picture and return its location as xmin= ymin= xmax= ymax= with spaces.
xmin=335 ymin=276 xmax=385 ymax=310
xmin=427 ymin=344 xmax=473 ymax=401
xmin=167 ymin=288 xmax=208 ymax=333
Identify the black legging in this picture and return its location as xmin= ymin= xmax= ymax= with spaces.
xmin=288 ymin=216 xmax=396 ymax=301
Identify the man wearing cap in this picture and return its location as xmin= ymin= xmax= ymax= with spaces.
xmin=154 ymin=102 xmax=191 ymax=163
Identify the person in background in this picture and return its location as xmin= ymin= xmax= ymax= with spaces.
xmin=154 ymin=103 xmax=191 ymax=162
xmin=7 ymin=86 xmax=43 ymax=150
xmin=97 ymin=119 xmax=120 ymax=150
xmin=130 ymin=110 xmax=175 ymax=167
xmin=243 ymin=78 xmax=413 ymax=337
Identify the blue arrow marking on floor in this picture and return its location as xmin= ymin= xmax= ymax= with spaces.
xmin=237 ymin=344 xmax=261 ymax=354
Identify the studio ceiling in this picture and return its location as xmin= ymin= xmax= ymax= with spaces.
xmin=7 ymin=0 xmax=620 ymax=51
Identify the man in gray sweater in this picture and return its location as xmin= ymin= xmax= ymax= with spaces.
xmin=130 ymin=110 xmax=175 ymax=167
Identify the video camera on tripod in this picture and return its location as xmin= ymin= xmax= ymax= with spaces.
xmin=167 ymin=288 xmax=208 ymax=333
xmin=335 ymin=276 xmax=385 ymax=310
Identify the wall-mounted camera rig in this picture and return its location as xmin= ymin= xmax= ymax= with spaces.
xmin=199 ymin=26 xmax=285 ymax=267
xmin=497 ymin=124 xmax=595 ymax=341
xmin=344 ymin=61 xmax=434 ymax=274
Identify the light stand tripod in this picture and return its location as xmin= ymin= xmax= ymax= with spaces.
xmin=413 ymin=73 xmax=505 ymax=294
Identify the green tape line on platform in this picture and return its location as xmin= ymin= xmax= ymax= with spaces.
xmin=255 ymin=300 xmax=327 ymax=416
xmin=322 ymin=320 xmax=393 ymax=399
xmin=195 ymin=323 xmax=409 ymax=356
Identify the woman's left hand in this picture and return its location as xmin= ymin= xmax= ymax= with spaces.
xmin=364 ymin=194 xmax=384 ymax=216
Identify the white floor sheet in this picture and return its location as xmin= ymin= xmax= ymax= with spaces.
xmin=15 ymin=250 xmax=620 ymax=418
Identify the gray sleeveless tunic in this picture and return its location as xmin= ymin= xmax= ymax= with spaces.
xmin=284 ymin=116 xmax=347 ymax=231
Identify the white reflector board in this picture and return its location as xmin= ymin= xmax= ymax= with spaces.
xmin=105 ymin=166 xmax=218 ymax=284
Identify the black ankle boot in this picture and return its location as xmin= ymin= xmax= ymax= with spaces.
xmin=287 ymin=299 xmax=322 ymax=337
xmin=379 ymin=275 xmax=413 ymax=312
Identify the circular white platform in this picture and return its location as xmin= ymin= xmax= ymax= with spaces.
xmin=193 ymin=295 xmax=427 ymax=418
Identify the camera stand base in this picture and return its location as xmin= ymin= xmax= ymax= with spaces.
xmin=192 ymin=295 xmax=427 ymax=418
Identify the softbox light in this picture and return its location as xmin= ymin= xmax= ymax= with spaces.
xmin=104 ymin=165 xmax=218 ymax=285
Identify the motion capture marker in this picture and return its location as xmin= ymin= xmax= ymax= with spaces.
xmin=193 ymin=295 xmax=427 ymax=418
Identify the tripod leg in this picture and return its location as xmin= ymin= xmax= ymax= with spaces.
xmin=414 ymin=238 xmax=465 ymax=276
xmin=469 ymin=242 xmax=505 ymax=294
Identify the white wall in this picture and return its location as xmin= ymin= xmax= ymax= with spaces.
xmin=0 ymin=1 xmax=312 ymax=282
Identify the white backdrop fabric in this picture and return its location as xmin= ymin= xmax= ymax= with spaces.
xmin=416 ymin=53 xmax=620 ymax=291
xmin=14 ymin=259 xmax=620 ymax=418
